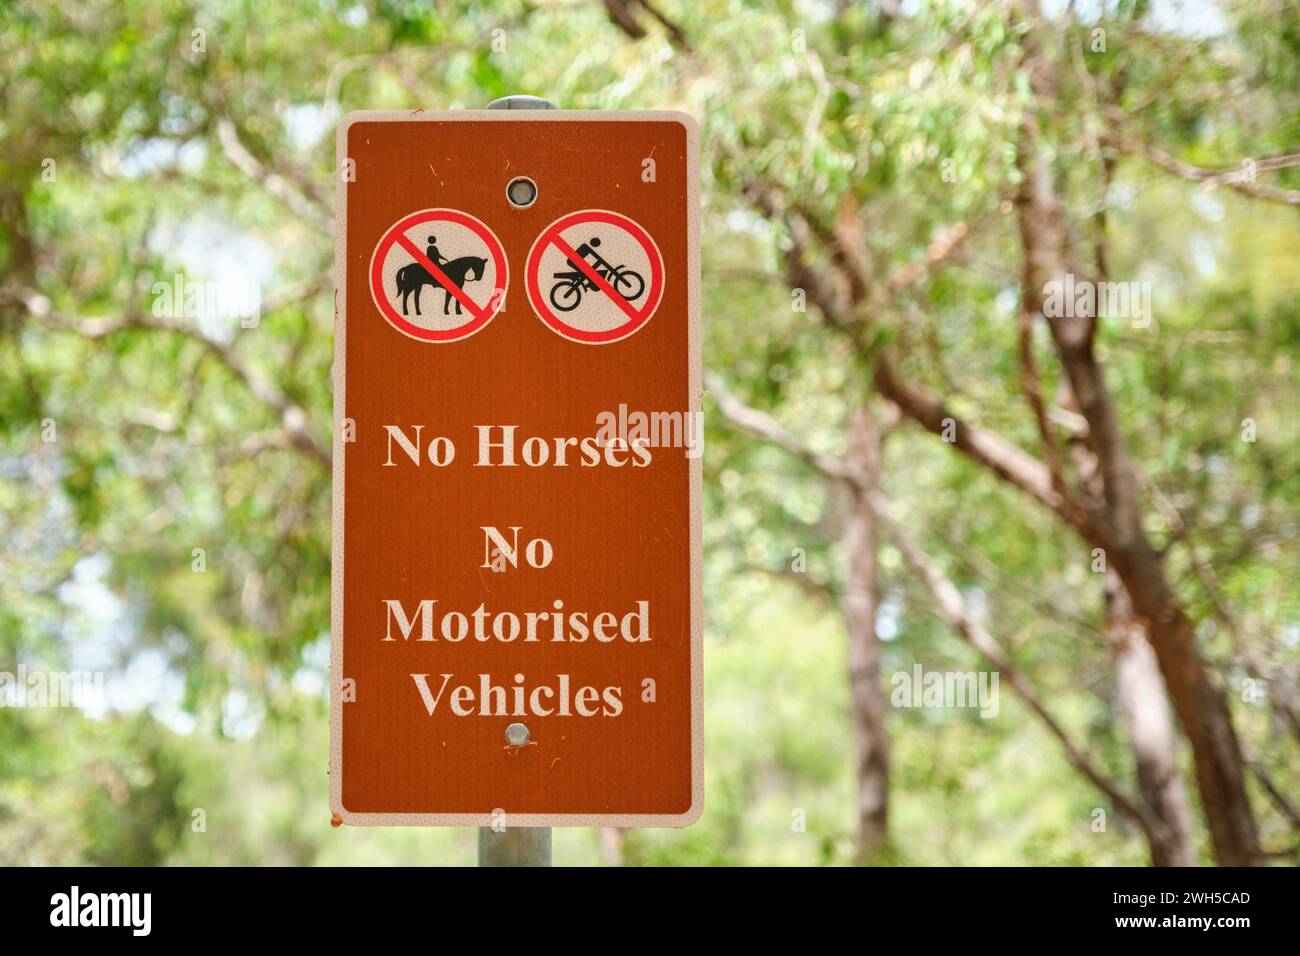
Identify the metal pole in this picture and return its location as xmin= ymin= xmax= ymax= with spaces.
xmin=476 ymin=94 xmax=557 ymax=868
xmin=486 ymin=94 xmax=557 ymax=110
xmin=478 ymin=826 xmax=552 ymax=867
xmin=478 ymin=723 xmax=550 ymax=865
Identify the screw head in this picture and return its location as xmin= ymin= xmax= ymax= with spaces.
xmin=505 ymin=722 xmax=530 ymax=746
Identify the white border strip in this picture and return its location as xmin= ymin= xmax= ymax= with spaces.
xmin=330 ymin=110 xmax=703 ymax=828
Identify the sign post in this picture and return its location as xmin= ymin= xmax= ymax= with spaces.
xmin=331 ymin=96 xmax=702 ymax=865
xmin=479 ymin=95 xmax=556 ymax=870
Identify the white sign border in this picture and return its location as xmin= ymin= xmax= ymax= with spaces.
xmin=330 ymin=109 xmax=704 ymax=828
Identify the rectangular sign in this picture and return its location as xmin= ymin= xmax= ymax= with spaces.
xmin=330 ymin=110 xmax=702 ymax=826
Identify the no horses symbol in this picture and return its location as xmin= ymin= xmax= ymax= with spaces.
xmin=368 ymin=208 xmax=508 ymax=343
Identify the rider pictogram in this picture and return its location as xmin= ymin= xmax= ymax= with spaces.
xmin=526 ymin=210 xmax=664 ymax=344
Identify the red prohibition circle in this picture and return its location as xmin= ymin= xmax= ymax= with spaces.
xmin=525 ymin=209 xmax=665 ymax=344
xmin=368 ymin=208 xmax=508 ymax=343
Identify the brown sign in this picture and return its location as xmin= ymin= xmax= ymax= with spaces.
xmin=330 ymin=110 xmax=702 ymax=827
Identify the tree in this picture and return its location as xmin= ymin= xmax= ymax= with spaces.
xmin=1 ymin=0 xmax=1296 ymax=866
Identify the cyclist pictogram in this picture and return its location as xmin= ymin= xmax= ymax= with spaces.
xmin=525 ymin=210 xmax=664 ymax=344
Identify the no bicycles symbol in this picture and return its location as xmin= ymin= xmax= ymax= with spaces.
xmin=525 ymin=209 xmax=665 ymax=344
xmin=368 ymin=208 xmax=508 ymax=343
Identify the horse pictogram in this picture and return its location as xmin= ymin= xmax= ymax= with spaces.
xmin=368 ymin=209 xmax=508 ymax=343
xmin=396 ymin=242 xmax=489 ymax=316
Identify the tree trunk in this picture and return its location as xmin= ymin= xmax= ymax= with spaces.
xmin=1066 ymin=382 xmax=1197 ymax=867
xmin=843 ymin=405 xmax=890 ymax=864
xmin=599 ymin=827 xmax=626 ymax=867
xmin=1015 ymin=118 xmax=1261 ymax=864
xmin=1110 ymin=550 xmax=1260 ymax=865
xmin=1047 ymin=303 xmax=1259 ymax=864
xmin=1106 ymin=570 xmax=1197 ymax=866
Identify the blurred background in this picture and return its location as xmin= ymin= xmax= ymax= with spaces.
xmin=1 ymin=0 xmax=1297 ymax=866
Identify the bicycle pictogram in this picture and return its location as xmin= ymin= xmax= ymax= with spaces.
xmin=548 ymin=236 xmax=646 ymax=313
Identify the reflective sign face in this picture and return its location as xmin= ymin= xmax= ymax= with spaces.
xmin=331 ymin=111 xmax=702 ymax=827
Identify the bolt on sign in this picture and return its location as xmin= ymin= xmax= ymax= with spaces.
xmin=331 ymin=110 xmax=702 ymax=827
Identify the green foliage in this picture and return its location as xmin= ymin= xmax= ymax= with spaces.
xmin=0 ymin=0 xmax=1296 ymax=865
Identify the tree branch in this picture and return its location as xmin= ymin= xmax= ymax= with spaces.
xmin=873 ymin=361 xmax=1089 ymax=531
xmin=740 ymin=174 xmax=1087 ymax=533
xmin=216 ymin=117 xmax=334 ymax=232
xmin=16 ymin=288 xmax=329 ymax=466
xmin=704 ymin=370 xmax=854 ymax=483
xmin=872 ymin=497 xmax=1160 ymax=837
xmin=601 ymin=0 xmax=692 ymax=49
xmin=706 ymin=368 xmax=1158 ymax=837
xmin=1109 ymin=126 xmax=1300 ymax=207
xmin=875 ymin=220 xmax=971 ymax=308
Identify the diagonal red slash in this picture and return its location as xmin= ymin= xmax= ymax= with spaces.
xmin=547 ymin=233 xmax=644 ymax=324
xmin=393 ymin=233 xmax=494 ymax=322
